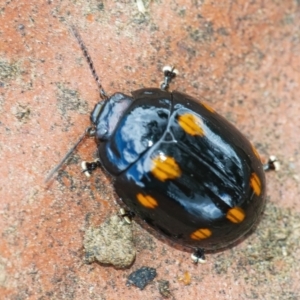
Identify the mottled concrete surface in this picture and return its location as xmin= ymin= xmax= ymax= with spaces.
xmin=1 ymin=1 xmax=300 ymax=299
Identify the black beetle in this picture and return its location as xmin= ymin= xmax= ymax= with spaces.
xmin=47 ymin=28 xmax=278 ymax=263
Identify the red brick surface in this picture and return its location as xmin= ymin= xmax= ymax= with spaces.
xmin=1 ymin=1 xmax=300 ymax=299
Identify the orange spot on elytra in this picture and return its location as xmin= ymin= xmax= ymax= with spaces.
xmin=250 ymin=173 xmax=261 ymax=196
xmin=190 ymin=228 xmax=212 ymax=240
xmin=178 ymin=113 xmax=204 ymax=136
xmin=151 ymin=154 xmax=181 ymax=181
xmin=226 ymin=207 xmax=245 ymax=223
xmin=251 ymin=144 xmax=261 ymax=160
xmin=136 ymin=193 xmax=158 ymax=209
xmin=202 ymin=102 xmax=215 ymax=113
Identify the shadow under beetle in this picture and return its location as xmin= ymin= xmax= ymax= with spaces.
xmin=48 ymin=27 xmax=278 ymax=263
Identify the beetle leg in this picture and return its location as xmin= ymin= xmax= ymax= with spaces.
xmin=263 ymin=156 xmax=280 ymax=172
xmin=81 ymin=159 xmax=101 ymax=177
xmin=119 ymin=208 xmax=135 ymax=224
xmin=191 ymin=248 xmax=206 ymax=264
xmin=160 ymin=66 xmax=179 ymax=91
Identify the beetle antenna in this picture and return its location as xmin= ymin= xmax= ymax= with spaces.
xmin=70 ymin=26 xmax=108 ymax=100
xmin=45 ymin=127 xmax=95 ymax=183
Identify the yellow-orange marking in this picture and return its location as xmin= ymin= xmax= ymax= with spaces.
xmin=178 ymin=113 xmax=204 ymax=136
xmin=251 ymin=144 xmax=261 ymax=160
xmin=151 ymin=154 xmax=181 ymax=181
xmin=202 ymin=102 xmax=215 ymax=113
xmin=136 ymin=193 xmax=158 ymax=209
xmin=190 ymin=228 xmax=212 ymax=240
xmin=178 ymin=271 xmax=191 ymax=285
xmin=250 ymin=172 xmax=261 ymax=196
xmin=226 ymin=207 xmax=245 ymax=223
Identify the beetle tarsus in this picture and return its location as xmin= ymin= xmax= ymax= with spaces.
xmin=191 ymin=248 xmax=206 ymax=264
xmin=263 ymin=156 xmax=280 ymax=172
xmin=81 ymin=159 xmax=101 ymax=177
xmin=85 ymin=126 xmax=96 ymax=137
xmin=160 ymin=66 xmax=178 ymax=91
xmin=119 ymin=208 xmax=135 ymax=224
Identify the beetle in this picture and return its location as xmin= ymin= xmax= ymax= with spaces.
xmin=48 ymin=28 xmax=278 ymax=263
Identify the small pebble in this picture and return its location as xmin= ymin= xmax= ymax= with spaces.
xmin=83 ymin=215 xmax=135 ymax=268
xmin=158 ymin=280 xmax=172 ymax=298
xmin=127 ymin=266 xmax=157 ymax=290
